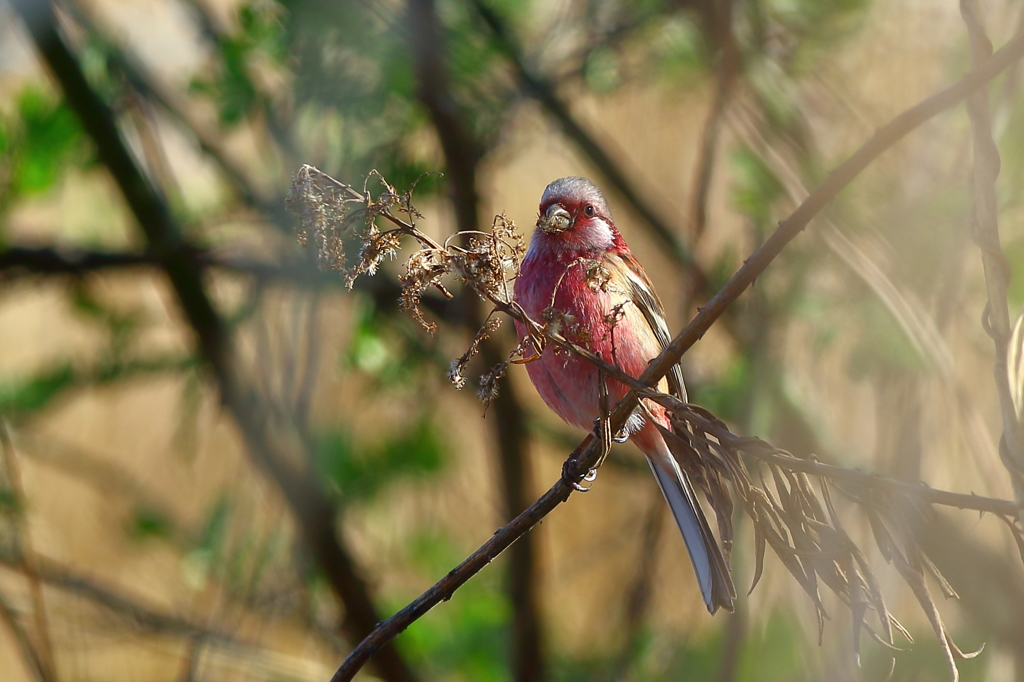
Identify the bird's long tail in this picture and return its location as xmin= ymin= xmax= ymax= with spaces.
xmin=644 ymin=437 xmax=735 ymax=614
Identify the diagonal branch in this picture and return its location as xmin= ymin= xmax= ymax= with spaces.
xmin=0 ymin=587 xmax=53 ymax=682
xmin=0 ymin=424 xmax=56 ymax=682
xmin=330 ymin=18 xmax=1024 ymax=681
xmin=63 ymin=0 xmax=270 ymax=214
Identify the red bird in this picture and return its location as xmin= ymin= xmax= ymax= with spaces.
xmin=513 ymin=176 xmax=735 ymax=613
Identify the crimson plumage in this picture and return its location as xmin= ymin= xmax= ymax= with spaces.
xmin=513 ymin=176 xmax=735 ymax=614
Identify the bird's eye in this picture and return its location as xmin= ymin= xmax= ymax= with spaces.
xmin=583 ymin=204 xmax=595 ymax=217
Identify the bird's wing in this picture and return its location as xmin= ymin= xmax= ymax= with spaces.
xmin=612 ymin=251 xmax=687 ymax=401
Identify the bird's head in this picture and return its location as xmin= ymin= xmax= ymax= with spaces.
xmin=534 ymin=176 xmax=625 ymax=255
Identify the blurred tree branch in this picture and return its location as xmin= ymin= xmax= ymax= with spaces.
xmin=0 ymin=245 xmax=453 ymax=321
xmin=63 ymin=0 xmax=285 ymax=219
xmin=10 ymin=4 xmax=419 ymax=682
xmin=689 ymin=0 xmax=741 ymax=242
xmin=962 ymin=0 xmax=1024 ymax=514
xmin=0 ymin=545 xmax=341 ymax=677
xmin=468 ymin=0 xmax=695 ymax=267
xmin=0 ymin=546 xmax=236 ymax=642
xmin=0 ymin=424 xmax=56 ymax=682
xmin=331 ymin=17 xmax=1024 ymax=679
xmin=408 ymin=1 xmax=545 ymax=679
xmin=0 ymin=587 xmax=53 ymax=682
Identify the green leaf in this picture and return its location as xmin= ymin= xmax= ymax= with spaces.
xmin=690 ymin=354 xmax=752 ymax=421
xmin=314 ymin=418 xmax=444 ymax=502
xmin=8 ymin=88 xmax=88 ymax=197
xmin=199 ymin=495 xmax=233 ymax=554
xmin=399 ymin=531 xmax=510 ymax=682
xmin=730 ymin=145 xmax=785 ymax=225
xmin=0 ymin=363 xmax=76 ymax=415
xmin=127 ymin=507 xmax=174 ymax=540
xmin=0 ymin=489 xmax=22 ymax=516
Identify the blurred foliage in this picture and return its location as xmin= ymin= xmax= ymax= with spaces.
xmin=730 ymin=145 xmax=786 ymax=229
xmin=400 ymin=531 xmax=510 ymax=682
xmin=0 ymin=87 xmax=90 ymax=218
xmin=126 ymin=506 xmax=175 ymax=541
xmin=344 ymin=299 xmax=442 ymax=388
xmin=691 ymin=354 xmax=753 ymax=422
xmin=0 ymin=357 xmax=197 ymax=419
xmin=0 ymin=363 xmax=76 ymax=416
xmin=189 ymin=3 xmax=288 ymax=126
xmin=314 ymin=418 xmax=444 ymax=503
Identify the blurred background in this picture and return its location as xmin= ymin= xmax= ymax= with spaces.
xmin=1 ymin=0 xmax=1023 ymax=680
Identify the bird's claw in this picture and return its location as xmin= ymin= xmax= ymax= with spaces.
xmin=612 ymin=431 xmax=629 ymax=444
xmin=570 ymin=479 xmax=591 ymax=492
xmin=561 ymin=459 xmax=594 ymax=492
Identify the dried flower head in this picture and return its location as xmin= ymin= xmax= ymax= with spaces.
xmin=347 ymin=227 xmax=403 ymax=287
xmin=448 ymin=316 xmax=502 ymax=389
xmin=288 ymin=165 xmax=439 ymax=292
xmin=289 ymin=166 xmax=532 ymax=396
xmin=583 ymin=259 xmax=614 ymax=293
xmin=540 ymin=306 xmax=591 ymax=347
xmin=399 ymin=249 xmax=455 ymax=334
xmin=449 ymin=214 xmax=524 ymax=305
xmin=604 ymin=301 xmax=628 ymax=330
xmin=287 ymin=165 xmax=368 ymax=273
xmin=478 ymin=360 xmax=509 ymax=409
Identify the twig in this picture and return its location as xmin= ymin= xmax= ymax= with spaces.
xmin=0 ymin=588 xmax=53 ymax=682
xmin=330 ymin=19 xmax=1024 ymax=681
xmin=917 ymin=514 xmax=1024 ymax=668
xmin=10 ymin=5 xmax=420 ymax=682
xmin=962 ymin=0 xmax=1024 ymax=515
xmin=0 ymin=244 xmax=365 ymax=289
xmin=0 ymin=423 xmax=56 ymax=682
xmin=0 ymin=546 xmax=337 ymax=679
xmin=331 ymin=434 xmax=596 ymax=682
xmin=0 ymin=546 xmax=233 ymax=641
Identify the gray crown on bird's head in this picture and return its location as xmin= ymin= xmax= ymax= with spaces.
xmin=541 ymin=176 xmax=611 ymax=218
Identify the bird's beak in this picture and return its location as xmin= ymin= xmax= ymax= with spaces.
xmin=538 ymin=204 xmax=571 ymax=234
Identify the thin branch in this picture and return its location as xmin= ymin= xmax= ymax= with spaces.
xmin=0 ymin=587 xmax=53 ymax=682
xmin=10 ymin=6 xmax=419 ymax=682
xmin=0 ymin=246 xmax=153 ymax=277
xmin=962 ymin=0 xmax=1024 ymax=513
xmin=65 ymin=0 xmax=275 ymax=215
xmin=331 ymin=19 xmax=1024 ymax=681
xmin=0 ymin=423 xmax=56 ymax=682
xmin=0 ymin=244 xmax=309 ymax=284
xmin=0 ymin=547 xmax=234 ymax=642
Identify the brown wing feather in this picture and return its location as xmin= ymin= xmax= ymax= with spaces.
xmin=616 ymin=252 xmax=687 ymax=401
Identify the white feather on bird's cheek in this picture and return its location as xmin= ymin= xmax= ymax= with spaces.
xmin=576 ymin=216 xmax=615 ymax=250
